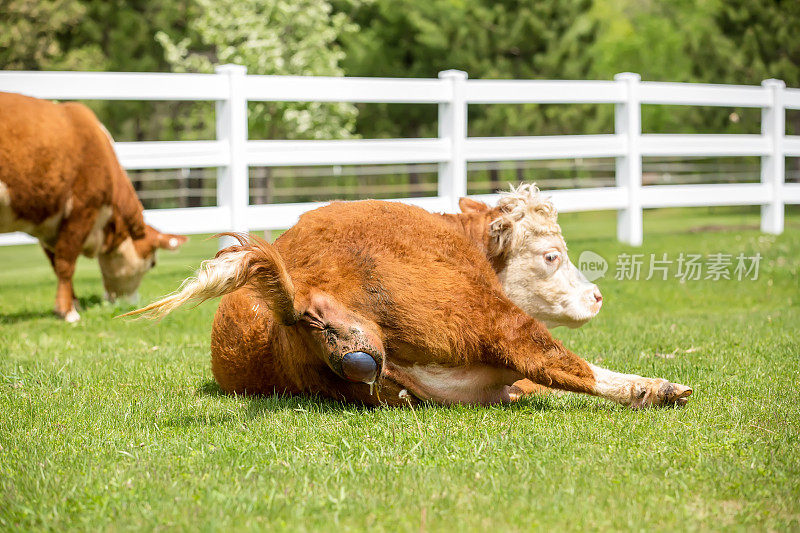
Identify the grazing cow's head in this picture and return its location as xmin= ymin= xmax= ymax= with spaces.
xmin=98 ymin=225 xmax=187 ymax=302
xmin=460 ymin=184 xmax=602 ymax=328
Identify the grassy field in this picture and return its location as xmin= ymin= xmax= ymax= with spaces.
xmin=1 ymin=206 xmax=799 ymax=531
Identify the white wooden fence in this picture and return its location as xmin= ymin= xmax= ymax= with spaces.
xmin=2 ymin=66 xmax=799 ymax=247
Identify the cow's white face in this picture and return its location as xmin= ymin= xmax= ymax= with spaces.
xmin=98 ymin=225 xmax=186 ymax=301
xmin=98 ymin=237 xmax=152 ymax=302
xmin=479 ymin=184 xmax=603 ymax=329
xmin=496 ymin=232 xmax=602 ymax=329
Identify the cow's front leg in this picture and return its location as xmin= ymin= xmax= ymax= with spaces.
xmin=43 ymin=245 xmax=79 ymax=319
xmin=517 ymin=347 xmax=691 ymax=408
xmin=508 ymin=370 xmax=691 ymax=408
xmin=49 ymin=211 xmax=98 ymax=323
xmin=507 ymin=379 xmax=551 ymax=401
xmin=495 ymin=312 xmax=692 ymax=408
xmin=587 ymin=364 xmax=692 ymax=408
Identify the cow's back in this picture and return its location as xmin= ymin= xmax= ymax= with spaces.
xmin=212 ymin=200 xmax=514 ymax=396
xmin=274 ymin=200 xmax=511 ymax=360
xmin=0 ymin=92 xmax=115 ymax=233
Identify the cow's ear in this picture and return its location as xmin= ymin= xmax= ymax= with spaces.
xmin=157 ymin=232 xmax=188 ymax=251
xmin=459 ymin=197 xmax=490 ymax=213
xmin=488 ymin=214 xmax=514 ymax=258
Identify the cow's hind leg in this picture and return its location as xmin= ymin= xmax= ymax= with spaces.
xmin=42 ymin=243 xmax=79 ymax=322
xmin=507 ymin=379 xmax=552 ymax=401
xmin=299 ymin=291 xmax=385 ymax=386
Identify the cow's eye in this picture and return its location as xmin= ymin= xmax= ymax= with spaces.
xmin=544 ymin=251 xmax=560 ymax=263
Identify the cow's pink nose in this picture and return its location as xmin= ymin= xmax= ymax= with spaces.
xmin=593 ymin=288 xmax=603 ymax=303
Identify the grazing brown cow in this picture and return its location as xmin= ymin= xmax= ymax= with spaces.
xmin=0 ymin=92 xmax=187 ymax=322
xmin=131 ymin=196 xmax=692 ymax=409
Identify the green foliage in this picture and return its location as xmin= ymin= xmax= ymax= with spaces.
xmin=586 ymin=0 xmax=732 ymax=83
xmin=584 ymin=0 xmax=743 ymax=134
xmin=337 ymin=0 xmax=604 ymax=138
xmin=339 ymin=0 xmax=799 ymax=137
xmin=0 ymin=0 xmax=89 ymax=70
xmin=53 ymin=0 xmax=193 ymax=141
xmin=716 ymin=0 xmax=800 ymax=136
xmin=716 ymin=0 xmax=800 ymax=87
xmin=1 ymin=208 xmax=799 ymax=529
xmin=158 ymin=0 xmax=358 ymax=140
xmin=1 ymin=1 xmax=799 ymax=141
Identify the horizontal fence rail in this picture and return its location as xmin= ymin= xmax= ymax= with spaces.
xmin=1 ymin=67 xmax=798 ymax=247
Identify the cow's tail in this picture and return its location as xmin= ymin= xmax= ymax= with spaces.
xmin=122 ymin=233 xmax=298 ymax=324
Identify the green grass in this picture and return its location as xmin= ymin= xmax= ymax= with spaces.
xmin=1 ymin=207 xmax=799 ymax=531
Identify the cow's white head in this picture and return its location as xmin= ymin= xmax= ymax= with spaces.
xmin=99 ymin=225 xmax=187 ymax=302
xmin=461 ymin=184 xmax=602 ymax=328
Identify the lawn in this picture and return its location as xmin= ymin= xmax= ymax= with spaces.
xmin=1 ymin=206 xmax=799 ymax=531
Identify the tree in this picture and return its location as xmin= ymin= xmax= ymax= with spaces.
xmin=157 ymin=0 xmax=358 ymax=141
xmin=715 ymin=0 xmax=800 ymax=137
xmin=53 ymin=0 xmax=193 ymax=142
xmin=336 ymin=0 xmax=601 ymax=139
xmin=584 ymin=0 xmax=749 ymax=135
xmin=0 ymin=0 xmax=93 ymax=70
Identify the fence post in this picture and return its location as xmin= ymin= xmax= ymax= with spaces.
xmin=614 ymin=72 xmax=643 ymax=246
xmin=438 ymin=70 xmax=468 ymax=213
xmin=761 ymin=78 xmax=785 ymax=235
xmin=215 ymin=64 xmax=249 ymax=248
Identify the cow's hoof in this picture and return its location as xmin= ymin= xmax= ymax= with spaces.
xmin=341 ymin=351 xmax=378 ymax=383
xmin=631 ymin=379 xmax=692 ymax=408
xmin=55 ymin=308 xmax=81 ymax=323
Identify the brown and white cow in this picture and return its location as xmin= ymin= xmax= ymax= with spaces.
xmin=130 ymin=196 xmax=691 ymax=409
xmin=0 ymin=92 xmax=187 ymax=322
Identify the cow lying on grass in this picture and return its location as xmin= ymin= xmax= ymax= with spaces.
xmin=0 ymin=92 xmax=187 ymax=322
xmin=130 ymin=189 xmax=692 ymax=409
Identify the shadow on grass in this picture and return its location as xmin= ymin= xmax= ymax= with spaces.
xmin=0 ymin=309 xmax=55 ymax=324
xmin=0 ymin=295 xmax=110 ymax=324
xmin=163 ymin=379 xmax=617 ymax=428
xmin=197 ymin=380 xmax=227 ymax=397
xmin=161 ymin=382 xmax=359 ymax=428
xmin=76 ymin=294 xmax=105 ymax=309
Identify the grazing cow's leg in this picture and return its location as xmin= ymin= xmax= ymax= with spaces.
xmin=50 ymin=211 xmax=97 ymax=322
xmin=42 ymin=245 xmax=78 ymax=310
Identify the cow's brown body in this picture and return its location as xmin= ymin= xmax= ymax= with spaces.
xmin=0 ymin=92 xmax=184 ymax=320
xmin=192 ymin=201 xmax=690 ymax=408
